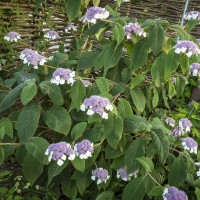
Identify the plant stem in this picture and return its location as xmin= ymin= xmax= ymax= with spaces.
xmin=147 ymin=172 xmax=162 ymax=186
xmin=0 ymin=142 xmax=19 ymax=146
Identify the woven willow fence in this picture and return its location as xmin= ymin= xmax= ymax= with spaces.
xmin=0 ymin=0 xmax=200 ymax=68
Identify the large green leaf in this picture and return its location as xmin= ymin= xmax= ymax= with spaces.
xmin=164 ymin=49 xmax=180 ymax=81
xmin=113 ymin=22 xmax=125 ymax=46
xmin=168 ymin=156 xmax=187 ymax=187
xmin=43 ymin=106 xmax=71 ymax=135
xmin=70 ymin=80 xmax=86 ymax=110
xmin=22 ymin=153 xmax=43 ymax=185
xmin=17 ymin=102 xmax=41 ymax=143
xmin=72 ymin=157 xmax=85 ymax=173
xmin=130 ymin=88 xmax=146 ymax=112
xmin=124 ymin=138 xmax=145 ymax=172
xmin=39 ymin=81 xmax=64 ymax=106
xmin=149 ymin=25 xmax=164 ymax=56
xmin=118 ymin=98 xmax=133 ymax=119
xmin=136 ymin=157 xmax=154 ymax=172
xmin=130 ymin=75 xmax=145 ymax=89
xmin=0 ymin=146 xmax=4 ymax=165
xmin=85 ymin=22 xmax=107 ymax=36
xmin=124 ymin=116 xmax=149 ymax=133
xmin=103 ymin=114 xmax=123 ymax=149
xmin=0 ymin=117 xmax=13 ymax=138
xmin=151 ymin=53 xmax=165 ymax=87
xmin=96 ymin=77 xmax=110 ymax=94
xmin=25 ymin=137 xmax=49 ymax=164
xmin=66 ymin=0 xmax=81 ymax=21
xmin=21 ymin=82 xmax=37 ymax=105
xmin=122 ymin=176 xmax=146 ymax=200
xmin=71 ymin=122 xmax=87 ymax=140
xmin=96 ymin=191 xmax=114 ymax=200
xmin=48 ymin=160 xmax=68 ymax=185
xmin=131 ymin=38 xmax=149 ymax=71
xmin=151 ymin=128 xmax=169 ymax=163
xmin=0 ymin=83 xmax=25 ymax=113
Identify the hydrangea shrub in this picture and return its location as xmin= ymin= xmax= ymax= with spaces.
xmin=1 ymin=1 xmax=200 ymax=199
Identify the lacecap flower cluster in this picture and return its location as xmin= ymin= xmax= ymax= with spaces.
xmin=185 ymin=11 xmax=200 ymax=20
xmin=190 ymin=63 xmax=200 ymax=77
xmin=20 ymin=48 xmax=46 ymax=69
xmin=124 ymin=22 xmax=146 ymax=39
xmin=44 ymin=30 xmax=59 ymax=40
xmin=174 ymin=40 xmax=200 ymax=57
xmin=45 ymin=139 xmax=94 ymax=166
xmin=80 ymin=95 xmax=113 ymax=119
xmin=81 ymin=7 xmax=109 ymax=24
xmin=4 ymin=31 xmax=21 ymax=42
xmin=163 ymin=186 xmax=188 ymax=200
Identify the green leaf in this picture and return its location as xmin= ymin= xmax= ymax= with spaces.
xmin=71 ymin=122 xmax=87 ymax=140
xmin=149 ymin=25 xmax=165 ymax=55
xmin=164 ymin=49 xmax=180 ymax=81
xmin=85 ymin=22 xmax=107 ymax=36
xmin=170 ymin=25 xmax=191 ymax=40
xmin=72 ymin=157 xmax=85 ymax=173
xmin=152 ymin=87 xmax=159 ymax=108
xmin=101 ymin=42 xmax=123 ymax=76
xmin=0 ymin=127 xmax=5 ymax=141
xmin=77 ymin=51 xmax=98 ymax=70
xmin=22 ymin=153 xmax=43 ymax=185
xmin=186 ymin=19 xmax=200 ymax=32
xmin=21 ymin=82 xmax=37 ymax=105
xmin=25 ymin=137 xmax=49 ymax=164
xmin=168 ymin=81 xmax=176 ymax=99
xmin=148 ymin=186 xmax=164 ymax=197
xmin=43 ymin=106 xmax=71 ymax=135
xmin=130 ymin=75 xmax=145 ymax=89
xmin=96 ymin=77 xmax=110 ymax=94
xmin=136 ymin=157 xmax=154 ymax=172
xmin=131 ymin=38 xmax=149 ymax=71
xmin=151 ymin=53 xmax=165 ymax=87
xmin=151 ymin=128 xmax=169 ymax=163
xmin=124 ymin=116 xmax=149 ymax=133
xmin=48 ymin=52 xmax=69 ymax=67
xmin=0 ymin=117 xmax=13 ymax=138
xmin=130 ymin=88 xmax=146 ymax=112
xmin=122 ymin=176 xmax=146 ymax=200
xmin=48 ymin=160 xmax=68 ymax=185
xmin=0 ymin=83 xmax=25 ymax=113
xmin=66 ymin=0 xmax=81 ymax=21
xmin=168 ymin=156 xmax=187 ymax=187
xmin=70 ymin=80 xmax=86 ymax=110
xmin=180 ymin=54 xmax=189 ymax=74
xmin=124 ymin=138 xmax=145 ymax=172
xmin=96 ymin=190 xmax=114 ymax=200
xmin=14 ymin=71 xmax=38 ymax=84
xmin=118 ymin=98 xmax=133 ymax=119
xmin=113 ymin=22 xmax=125 ymax=46
xmin=103 ymin=114 xmax=123 ymax=149
xmin=17 ymin=102 xmax=41 ymax=143
xmin=39 ymin=81 xmax=64 ymax=106
xmin=0 ymin=146 xmax=4 ymax=165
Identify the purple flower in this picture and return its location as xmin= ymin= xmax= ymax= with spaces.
xmin=19 ymin=48 xmax=46 ymax=69
xmin=81 ymin=7 xmax=109 ymax=24
xmin=179 ymin=118 xmax=192 ymax=133
xmin=163 ymin=186 xmax=188 ymax=200
xmin=45 ymin=142 xmax=75 ymax=166
xmin=91 ymin=168 xmax=110 ymax=184
xmin=174 ymin=40 xmax=200 ymax=57
xmin=51 ymin=68 xmax=75 ymax=85
xmin=74 ymin=139 xmax=94 ymax=159
xmin=116 ymin=168 xmax=137 ymax=181
xmin=190 ymin=63 xmax=200 ymax=77
xmin=185 ymin=11 xmax=200 ymax=20
xmin=44 ymin=30 xmax=59 ymax=40
xmin=197 ymin=39 xmax=200 ymax=44
xmin=65 ymin=23 xmax=78 ymax=33
xmin=165 ymin=117 xmax=175 ymax=127
xmin=124 ymin=23 xmax=146 ymax=39
xmin=181 ymin=137 xmax=198 ymax=154
xmin=4 ymin=31 xmax=21 ymax=42
xmin=81 ymin=80 xmax=92 ymax=87
xmin=172 ymin=126 xmax=184 ymax=137
xmin=80 ymin=95 xmax=113 ymax=119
